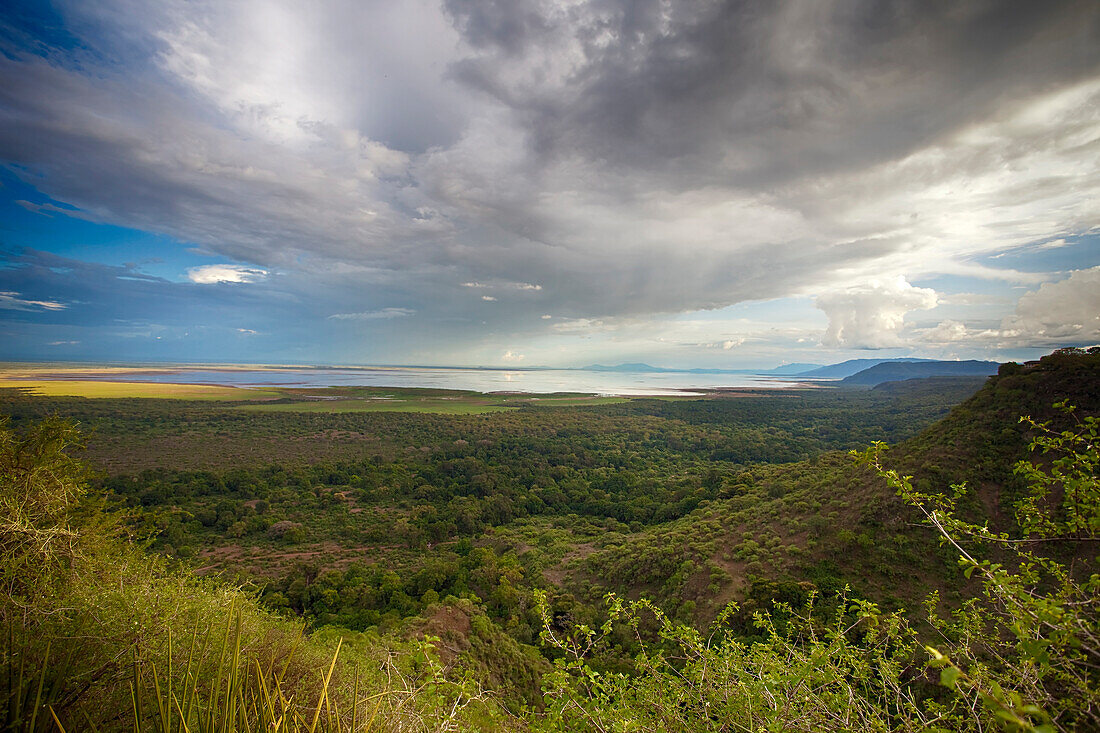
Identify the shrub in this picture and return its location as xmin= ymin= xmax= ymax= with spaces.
xmin=533 ymin=404 xmax=1099 ymax=732
xmin=0 ymin=416 xmax=510 ymax=731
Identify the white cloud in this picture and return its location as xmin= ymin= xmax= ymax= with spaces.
xmin=687 ymin=337 xmax=749 ymax=350
xmin=817 ymin=276 xmax=938 ymax=348
xmin=551 ymin=317 xmax=609 ymax=334
xmin=918 ymin=268 xmax=1100 ymax=349
xmin=481 ymin=295 xmax=497 ymax=301
xmin=187 ymin=265 xmax=268 ymax=284
xmin=501 ymin=350 xmax=524 ymax=362
xmin=328 ymin=307 xmax=415 ymax=320
xmin=937 ymin=293 xmax=1010 ymax=306
xmin=1036 ymin=238 xmax=1070 ymax=250
xmin=1002 ymin=267 xmax=1100 ymax=343
xmin=922 ymin=319 xmax=970 ymax=344
xmin=0 ymin=291 xmax=67 ymax=311
xmin=463 ymin=281 xmax=541 ymax=291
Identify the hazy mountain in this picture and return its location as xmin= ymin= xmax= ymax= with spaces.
xmin=797 ymin=358 xmax=934 ymax=378
xmin=579 ymin=363 xmax=665 ymax=372
xmin=840 ymin=360 xmax=999 ymax=386
xmin=579 ymin=362 xmax=822 ymax=375
xmin=758 ymin=363 xmax=822 ymax=375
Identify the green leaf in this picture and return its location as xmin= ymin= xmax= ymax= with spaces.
xmin=939 ymin=667 xmax=961 ymax=690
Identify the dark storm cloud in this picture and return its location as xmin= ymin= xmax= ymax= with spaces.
xmin=427 ymin=0 xmax=1100 ymax=321
xmin=0 ymin=0 xmax=1098 ymax=363
xmin=0 ymin=51 xmax=444 ymax=270
xmin=446 ymin=0 xmax=1099 ymax=184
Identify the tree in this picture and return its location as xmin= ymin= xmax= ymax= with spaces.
xmin=533 ymin=404 xmax=1099 ymax=732
xmin=858 ymin=401 xmax=1099 ymax=731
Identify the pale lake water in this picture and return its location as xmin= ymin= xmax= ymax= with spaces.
xmin=51 ymin=365 xmax=818 ymax=396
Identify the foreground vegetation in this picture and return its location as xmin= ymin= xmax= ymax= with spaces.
xmin=2 ymin=350 xmax=1097 ymax=729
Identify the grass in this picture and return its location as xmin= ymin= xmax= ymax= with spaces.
xmin=239 ymin=399 xmax=518 ymax=414
xmin=509 ymin=396 xmax=631 ymax=406
xmin=238 ymin=395 xmax=636 ymax=414
xmin=0 ymin=380 xmax=280 ymax=401
xmin=237 ymin=388 xmax=633 ymax=414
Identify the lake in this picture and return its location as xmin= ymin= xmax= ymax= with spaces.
xmin=30 ymin=364 xmax=818 ymax=396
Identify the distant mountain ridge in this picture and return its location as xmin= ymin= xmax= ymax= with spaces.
xmin=579 ymin=362 xmax=823 ymax=375
xmin=840 ymin=360 xmax=999 ymax=386
xmin=575 ymin=358 xmax=995 ymax=382
xmin=580 ymin=363 xmax=666 ymax=372
xmin=579 ymin=363 xmax=759 ymax=375
xmin=758 ymin=362 xmax=822 ymax=375
xmin=796 ymin=358 xmax=934 ymax=378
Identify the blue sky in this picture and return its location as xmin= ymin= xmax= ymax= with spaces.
xmin=1 ymin=0 xmax=1098 ymax=368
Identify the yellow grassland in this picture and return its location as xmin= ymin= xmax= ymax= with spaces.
xmin=0 ymin=379 xmax=278 ymax=400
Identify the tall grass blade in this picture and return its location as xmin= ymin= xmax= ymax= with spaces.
xmin=362 ymin=694 xmax=384 ymax=733
xmin=166 ymin=627 xmax=173 ymax=733
xmin=129 ymin=680 xmax=139 ymax=733
xmin=47 ymin=704 xmax=66 ymax=733
xmin=7 ymin=617 xmax=16 ymax=731
xmin=79 ymin=707 xmax=101 ymax=732
xmin=276 ymin=627 xmax=303 ymax=686
xmin=308 ymin=639 xmax=342 ymax=733
xmin=172 ymin=695 xmax=190 ymax=733
xmin=351 ymin=664 xmax=359 ymax=733
xmin=212 ymin=609 xmax=232 ymax=732
xmin=226 ymin=610 xmax=242 ymax=731
xmin=28 ymin=640 xmax=49 ymax=733
xmin=181 ymin=625 xmax=205 ymax=725
xmin=149 ymin=662 xmax=170 ymax=733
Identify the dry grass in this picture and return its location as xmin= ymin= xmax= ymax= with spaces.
xmin=238 ymin=398 xmax=518 ymax=414
xmin=0 ymin=380 xmax=278 ymax=401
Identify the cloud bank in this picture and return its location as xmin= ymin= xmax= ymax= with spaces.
xmin=0 ymin=0 xmax=1097 ymax=364
xmin=817 ymin=277 xmax=938 ymax=349
xmin=328 ymin=308 xmax=416 ymax=321
xmin=1004 ymin=267 xmax=1100 ymax=344
xmin=187 ymin=265 xmax=269 ymax=284
xmin=0 ymin=291 xmax=67 ymax=312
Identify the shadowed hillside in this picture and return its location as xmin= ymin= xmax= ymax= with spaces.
xmin=572 ymin=350 xmax=1100 ymax=622
xmin=840 ymin=359 xmax=998 ymax=386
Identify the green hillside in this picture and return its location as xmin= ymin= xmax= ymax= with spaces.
xmin=2 ymin=349 xmax=1097 ymax=730
xmin=576 ymin=350 xmax=1100 ymax=621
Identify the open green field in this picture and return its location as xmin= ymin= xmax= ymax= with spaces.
xmin=238 ymin=397 xmax=517 ymax=414
xmin=238 ymin=390 xmax=631 ymax=414
xmin=0 ymin=379 xmax=281 ymax=400
xmin=513 ymin=395 xmax=633 ymax=406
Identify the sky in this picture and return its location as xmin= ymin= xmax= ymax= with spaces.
xmin=1 ymin=0 xmax=1098 ymax=369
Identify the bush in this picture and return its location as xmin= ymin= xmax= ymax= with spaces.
xmin=533 ymin=405 xmax=1099 ymax=732
xmin=0 ymin=416 xmax=512 ymax=731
